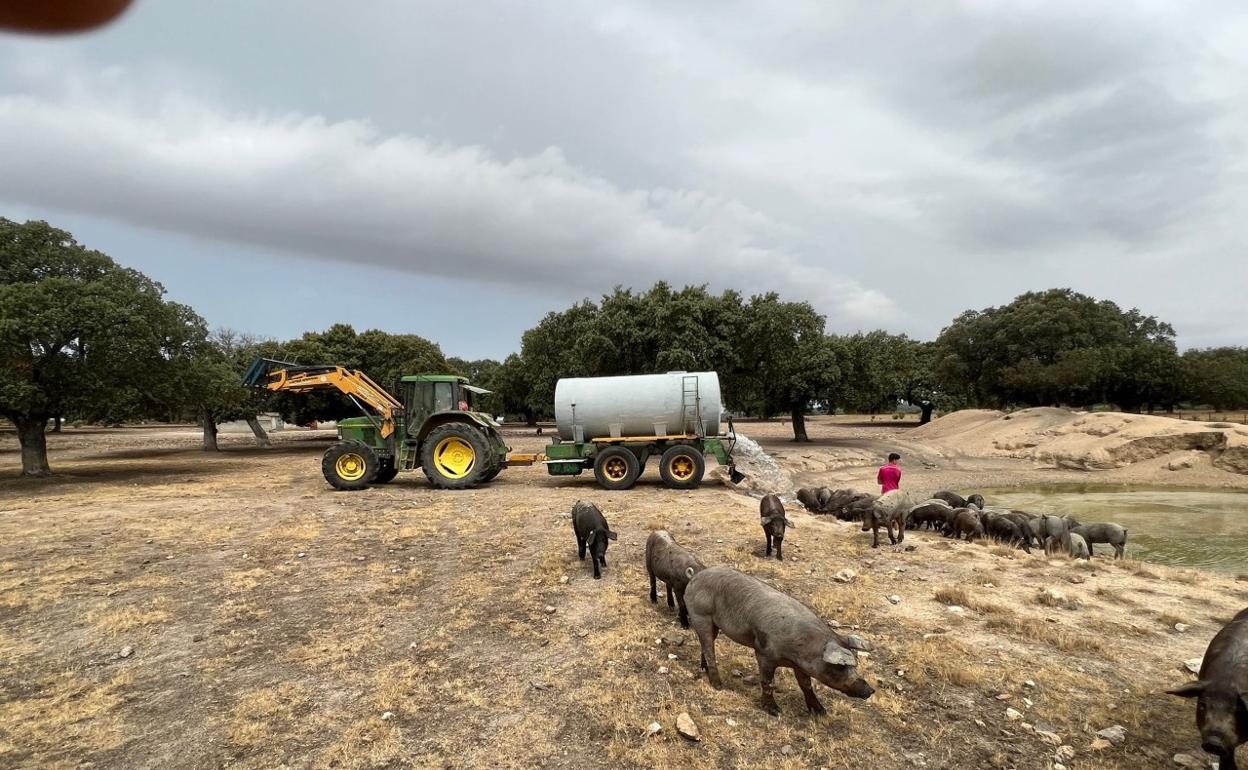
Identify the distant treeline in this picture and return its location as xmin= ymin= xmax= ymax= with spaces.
xmin=3 ymin=218 xmax=1246 ymax=475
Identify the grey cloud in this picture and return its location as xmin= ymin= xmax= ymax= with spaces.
xmin=0 ymin=73 xmax=895 ymax=328
xmin=1 ymin=1 xmax=1245 ymax=348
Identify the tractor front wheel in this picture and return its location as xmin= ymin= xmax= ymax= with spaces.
xmin=322 ymin=440 xmax=379 ymax=491
xmin=659 ymin=444 xmax=705 ymax=490
xmin=593 ymin=446 xmax=640 ymax=490
xmin=421 ymin=423 xmax=490 ymax=489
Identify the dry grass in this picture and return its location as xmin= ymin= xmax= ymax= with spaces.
xmin=985 ymin=616 xmax=1106 ymax=653
xmin=895 ymin=636 xmax=1004 ymax=690
xmin=0 ymin=670 xmax=134 ymax=763
xmin=87 ymin=601 xmax=172 ymax=633
xmin=1034 ymin=587 xmax=1083 ymax=610
xmin=1094 ymin=585 xmax=1136 ymax=604
xmin=1157 ymin=612 xmax=1186 ymax=628
xmin=932 ymin=584 xmax=1012 ymax=615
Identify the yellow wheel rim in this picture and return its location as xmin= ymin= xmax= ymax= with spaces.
xmin=433 ymin=436 xmax=476 ymax=479
xmin=669 ymin=455 xmax=696 ymax=481
xmin=335 ymin=452 xmax=368 ymax=482
xmin=603 ymin=456 xmax=629 ymax=482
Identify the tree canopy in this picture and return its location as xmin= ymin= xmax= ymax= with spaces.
xmin=0 ymin=219 xmax=203 ymax=473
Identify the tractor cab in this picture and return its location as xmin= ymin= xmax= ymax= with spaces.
xmin=398 ymin=375 xmax=482 ymax=437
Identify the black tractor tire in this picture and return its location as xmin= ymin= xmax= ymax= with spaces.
xmin=659 ymin=444 xmax=705 ymax=490
xmin=594 ymin=446 xmax=641 ymax=490
xmin=322 ymin=440 xmax=379 ymax=491
xmin=421 ymin=423 xmax=491 ymax=489
xmin=482 ymin=459 xmax=503 ymax=482
xmin=372 ymin=457 xmax=399 ymax=484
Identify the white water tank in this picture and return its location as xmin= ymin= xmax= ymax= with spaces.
xmin=554 ymin=372 xmax=723 ymax=442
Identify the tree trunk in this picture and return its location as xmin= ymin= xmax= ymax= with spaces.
xmin=15 ymin=415 xmax=52 ymax=476
xmin=790 ymin=405 xmax=810 ymax=442
xmin=919 ymin=402 xmax=935 ymax=425
xmin=525 ymin=410 xmax=537 ymax=427
xmin=202 ymin=413 xmax=219 ymax=451
xmin=246 ymin=416 xmax=271 ymax=447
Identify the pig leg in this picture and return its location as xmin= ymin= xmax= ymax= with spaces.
xmin=649 ymin=573 xmax=658 ymax=603
xmin=754 ymin=653 xmax=781 ymax=716
xmin=592 ymin=555 xmax=602 ymax=580
xmin=871 ymin=524 xmax=880 ymax=549
xmin=693 ymin=621 xmax=722 ymax=688
xmin=886 ymin=518 xmax=897 ymax=545
xmin=577 ymin=536 xmax=586 ymax=560
xmin=666 ymin=583 xmax=675 ymax=608
xmin=675 ymin=589 xmax=689 ymax=628
xmin=765 ymin=533 xmax=773 ymax=557
xmin=896 ymin=517 xmax=905 ymax=544
xmin=775 ymin=538 xmax=783 ymax=561
xmin=794 ymin=670 xmax=826 ymax=716
xmin=1114 ymin=542 xmax=1124 ymax=559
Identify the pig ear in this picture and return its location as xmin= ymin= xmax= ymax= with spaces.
xmin=1165 ymin=681 xmax=1207 ymax=698
xmin=822 ymin=642 xmax=856 ymax=667
xmin=843 ymin=634 xmax=873 ymax=652
xmin=605 ymin=530 xmax=617 ymax=541
xmin=784 ymin=518 xmax=795 ymax=528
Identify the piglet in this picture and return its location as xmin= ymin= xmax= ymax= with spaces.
xmin=572 ymin=500 xmax=616 ymax=579
xmin=759 ymin=494 xmax=793 ymax=560
xmin=1168 ymin=607 xmax=1248 ymax=769
xmin=684 ymin=566 xmax=874 ymax=716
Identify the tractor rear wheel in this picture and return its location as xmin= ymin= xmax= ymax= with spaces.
xmin=593 ymin=446 xmax=640 ymax=490
xmin=322 ymin=440 xmax=379 ymax=491
xmin=659 ymin=444 xmax=705 ymax=489
xmin=372 ymin=457 xmax=399 ymax=484
xmin=421 ymin=423 xmax=490 ymax=489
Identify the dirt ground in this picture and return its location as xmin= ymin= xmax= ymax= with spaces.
xmin=2 ymin=417 xmax=1246 ymax=770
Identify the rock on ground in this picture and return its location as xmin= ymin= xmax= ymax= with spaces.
xmin=676 ymin=712 xmax=700 ymax=742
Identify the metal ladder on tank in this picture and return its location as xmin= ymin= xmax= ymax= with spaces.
xmin=681 ymin=375 xmax=705 ymax=437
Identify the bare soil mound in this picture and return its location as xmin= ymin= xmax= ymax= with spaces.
xmin=914 ymin=408 xmax=1248 ymax=475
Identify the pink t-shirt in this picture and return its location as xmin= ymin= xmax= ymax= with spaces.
xmin=877 ymin=463 xmax=901 ymax=493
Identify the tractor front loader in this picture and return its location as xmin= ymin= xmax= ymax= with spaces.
xmin=242 ymin=358 xmax=516 ymax=490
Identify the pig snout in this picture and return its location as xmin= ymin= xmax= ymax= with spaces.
xmin=845 ymin=677 xmax=875 ymax=699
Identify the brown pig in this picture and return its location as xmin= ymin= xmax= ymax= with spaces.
xmin=1167 ymin=607 xmax=1248 ymax=769
xmin=759 ymin=494 xmax=793 ymax=561
xmin=645 ymin=529 xmax=706 ymax=628
xmin=684 ymin=566 xmax=875 ymax=716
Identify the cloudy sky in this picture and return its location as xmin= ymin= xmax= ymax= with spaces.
xmin=2 ymin=1 xmax=1246 ymax=359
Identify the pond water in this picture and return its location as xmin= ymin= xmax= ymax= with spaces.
xmin=975 ymin=485 xmax=1248 ymax=573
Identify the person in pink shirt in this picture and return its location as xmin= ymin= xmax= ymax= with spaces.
xmin=877 ymin=453 xmax=902 ymax=493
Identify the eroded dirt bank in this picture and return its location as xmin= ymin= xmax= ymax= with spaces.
xmin=1 ymin=419 xmax=1245 ymax=769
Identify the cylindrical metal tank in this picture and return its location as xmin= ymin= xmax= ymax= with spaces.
xmin=554 ymin=372 xmax=723 ymax=441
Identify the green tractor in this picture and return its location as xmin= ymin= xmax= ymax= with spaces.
xmin=242 ymin=359 xmax=516 ymax=490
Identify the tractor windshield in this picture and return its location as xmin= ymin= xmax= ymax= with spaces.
xmin=432 ymin=381 xmax=454 ymax=412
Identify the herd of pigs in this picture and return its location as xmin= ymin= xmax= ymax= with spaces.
xmin=795 ymin=486 xmax=1130 ymax=559
xmin=569 ymin=491 xmax=1248 ymax=769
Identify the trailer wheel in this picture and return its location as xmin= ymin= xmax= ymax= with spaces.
xmin=659 ymin=445 xmax=705 ymax=489
xmin=594 ymin=446 xmax=640 ymax=490
xmin=323 ymin=440 xmax=379 ymax=491
xmin=421 ymin=423 xmax=490 ymax=489
xmin=372 ymin=457 xmax=399 ymax=484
